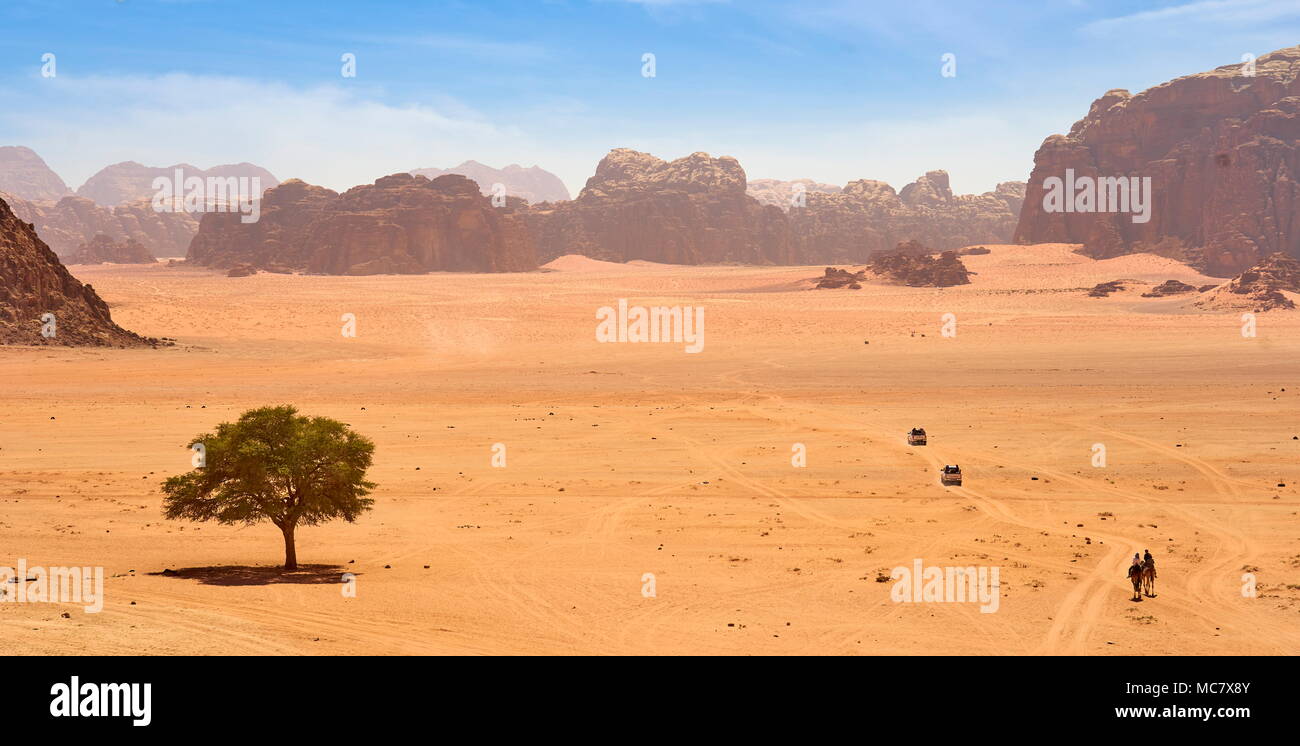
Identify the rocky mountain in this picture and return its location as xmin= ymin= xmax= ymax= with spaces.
xmin=187 ymin=173 xmax=537 ymax=274
xmin=0 ymin=146 xmax=72 ymax=201
xmin=747 ymin=178 xmax=841 ymax=209
xmin=1195 ymin=252 xmax=1300 ymax=311
xmin=0 ymin=196 xmax=154 ymax=346
xmin=67 ymin=234 xmax=156 ymax=265
xmin=1 ymin=192 xmax=198 ymax=258
xmin=1014 ymin=45 xmax=1300 ymax=276
xmin=526 ymin=149 xmax=794 ymax=265
xmin=410 ymin=161 xmax=570 ymax=204
xmin=77 ymin=161 xmax=279 ymax=207
xmin=787 ymin=171 xmax=1025 ymax=264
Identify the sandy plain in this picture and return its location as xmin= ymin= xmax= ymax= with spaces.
xmin=1 ymin=243 xmax=1297 ymax=655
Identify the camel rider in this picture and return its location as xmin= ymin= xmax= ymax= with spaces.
xmin=1131 ymin=553 xmax=1142 ymax=570
xmin=1143 ymin=550 xmax=1154 ymax=570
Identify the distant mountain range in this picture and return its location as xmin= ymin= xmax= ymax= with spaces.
xmin=409 ymin=160 xmax=570 ymax=204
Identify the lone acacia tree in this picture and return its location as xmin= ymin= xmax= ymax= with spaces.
xmin=161 ymin=405 xmax=376 ymax=570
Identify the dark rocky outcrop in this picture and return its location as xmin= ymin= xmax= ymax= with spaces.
xmin=1196 ymin=252 xmax=1300 ymax=310
xmin=67 ymin=234 xmax=156 ymax=264
xmin=1087 ymin=280 xmax=1128 ymax=297
xmin=187 ymin=174 xmax=537 ymax=274
xmin=868 ymin=245 xmax=972 ymax=287
xmin=814 ymin=267 xmax=866 ymax=289
xmin=0 ymin=196 xmax=155 ymax=346
xmin=1014 ymin=46 xmax=1300 ymax=276
xmin=1140 ymin=280 xmax=1199 ymax=297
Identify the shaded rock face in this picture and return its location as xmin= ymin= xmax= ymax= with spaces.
xmin=526 ymin=149 xmax=795 ymax=265
xmin=1015 ymin=46 xmax=1300 ymax=276
xmin=410 ymin=161 xmax=570 ymax=204
xmin=1196 ymin=252 xmax=1300 ymax=310
xmin=77 ymin=161 xmax=279 ymax=207
xmin=868 ymin=245 xmax=971 ymax=287
xmin=0 ymin=146 xmax=71 ymax=201
xmin=1 ymin=193 xmax=198 ymax=258
xmin=0 ymin=196 xmax=153 ymax=346
xmin=68 ymin=234 xmax=155 ymax=264
xmin=787 ymin=174 xmax=1025 ymax=264
xmin=187 ymin=174 xmax=537 ymax=274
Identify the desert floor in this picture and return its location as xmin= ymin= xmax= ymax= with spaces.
xmin=1 ymin=243 xmax=1297 ymax=655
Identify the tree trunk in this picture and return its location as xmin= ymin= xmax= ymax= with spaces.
xmin=281 ymin=524 xmax=298 ymax=571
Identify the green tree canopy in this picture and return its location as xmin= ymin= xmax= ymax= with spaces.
xmin=161 ymin=405 xmax=376 ymax=570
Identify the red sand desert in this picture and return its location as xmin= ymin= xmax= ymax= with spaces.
xmin=1 ymin=243 xmax=1297 ymax=655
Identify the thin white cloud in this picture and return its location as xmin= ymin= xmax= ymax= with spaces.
xmin=1083 ymin=0 xmax=1300 ymax=34
xmin=0 ymin=73 xmax=539 ymax=192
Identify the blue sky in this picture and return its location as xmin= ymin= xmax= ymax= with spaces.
xmin=1 ymin=0 xmax=1297 ymax=197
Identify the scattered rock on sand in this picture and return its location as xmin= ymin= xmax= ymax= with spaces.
xmin=1140 ymin=279 xmax=1199 ymax=297
xmin=814 ymin=267 xmax=865 ymax=289
xmin=868 ymin=242 xmax=971 ymax=287
xmin=1087 ymin=280 xmax=1128 ymax=297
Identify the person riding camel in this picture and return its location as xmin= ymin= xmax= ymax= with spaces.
xmin=1143 ymin=549 xmax=1154 ymax=567
xmin=1131 ymin=552 xmax=1142 ymax=568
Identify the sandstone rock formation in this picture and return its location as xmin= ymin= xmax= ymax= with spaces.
xmin=67 ymin=234 xmax=156 ymax=264
xmin=1014 ymin=46 xmax=1300 ymax=276
xmin=77 ymin=161 xmax=279 ymax=207
xmin=786 ymin=172 xmax=1025 ymax=264
xmin=187 ymin=173 xmax=537 ymax=274
xmin=1 ymin=192 xmax=198 ymax=258
xmin=0 ymin=146 xmax=71 ymax=201
xmin=868 ymin=245 xmax=971 ymax=287
xmin=1195 ymin=252 xmax=1300 ymax=311
xmin=410 ymin=161 xmax=570 ymax=204
xmin=1140 ymin=279 xmax=1199 ymax=297
xmin=526 ymin=149 xmax=794 ymax=265
xmin=1087 ymin=280 xmax=1128 ymax=297
xmin=0 ymin=196 xmax=154 ymax=346
xmin=747 ymin=178 xmax=841 ymax=209
xmin=814 ymin=267 xmax=865 ymax=289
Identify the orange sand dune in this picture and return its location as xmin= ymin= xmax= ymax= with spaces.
xmin=1 ymin=244 xmax=1297 ymax=655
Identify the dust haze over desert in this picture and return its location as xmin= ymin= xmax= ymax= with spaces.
xmin=1 ymin=1 xmax=1299 ymax=660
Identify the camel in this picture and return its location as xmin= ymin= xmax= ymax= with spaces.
xmin=1142 ymin=559 xmax=1157 ymax=597
xmin=1127 ymin=563 xmax=1144 ymax=601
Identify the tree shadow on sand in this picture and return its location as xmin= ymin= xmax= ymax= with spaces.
xmin=149 ymin=564 xmax=351 ymax=586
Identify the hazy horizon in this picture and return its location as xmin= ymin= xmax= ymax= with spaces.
xmin=2 ymin=0 xmax=1297 ymax=198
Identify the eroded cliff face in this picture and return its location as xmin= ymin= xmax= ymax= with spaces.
xmin=0 ymin=196 xmax=153 ymax=346
xmin=1015 ymin=45 xmax=1300 ymax=276
xmin=187 ymin=174 xmax=537 ymax=274
xmin=782 ymin=172 xmax=1024 ymax=264
xmin=2 ymin=193 xmax=198 ymax=258
xmin=527 ymin=149 xmax=795 ymax=265
xmin=67 ymin=234 xmax=156 ymax=265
